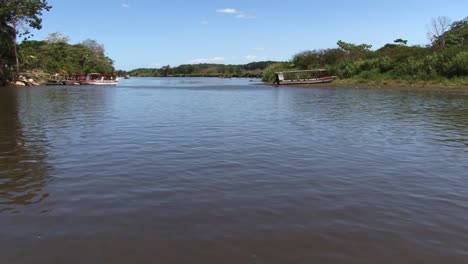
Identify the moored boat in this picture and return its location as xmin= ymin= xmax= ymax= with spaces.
xmin=45 ymin=73 xmax=119 ymax=85
xmin=45 ymin=74 xmax=66 ymax=85
xmin=63 ymin=74 xmax=82 ymax=85
xmin=274 ymin=69 xmax=337 ymax=85
xmin=79 ymin=73 xmax=119 ymax=85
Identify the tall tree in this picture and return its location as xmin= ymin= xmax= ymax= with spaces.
xmin=0 ymin=16 xmax=14 ymax=85
xmin=45 ymin=32 xmax=69 ymax=44
xmin=442 ymin=17 xmax=468 ymax=46
xmin=0 ymin=0 xmax=51 ymax=76
xmin=394 ymin=39 xmax=408 ymax=45
xmin=427 ymin=16 xmax=452 ymax=48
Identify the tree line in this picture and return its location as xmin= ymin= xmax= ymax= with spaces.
xmin=263 ymin=16 xmax=468 ymax=83
xmin=127 ymin=61 xmax=280 ymax=78
xmin=19 ymin=34 xmax=115 ymax=74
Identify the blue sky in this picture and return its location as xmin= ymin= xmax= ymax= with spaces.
xmin=30 ymin=0 xmax=468 ymax=70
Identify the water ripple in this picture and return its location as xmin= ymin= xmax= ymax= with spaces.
xmin=1 ymin=81 xmax=467 ymax=263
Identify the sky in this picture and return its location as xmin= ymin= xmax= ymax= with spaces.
xmin=29 ymin=0 xmax=468 ymax=70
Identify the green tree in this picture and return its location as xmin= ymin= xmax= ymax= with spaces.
xmin=0 ymin=16 xmax=15 ymax=85
xmin=337 ymin=40 xmax=372 ymax=53
xmin=336 ymin=40 xmax=373 ymax=61
xmin=162 ymin=65 xmax=171 ymax=77
xmin=440 ymin=17 xmax=468 ymax=47
xmin=45 ymin=32 xmax=70 ymax=44
xmin=0 ymin=0 xmax=51 ymax=76
xmin=394 ymin=39 xmax=408 ymax=45
xmin=18 ymin=38 xmax=115 ymax=74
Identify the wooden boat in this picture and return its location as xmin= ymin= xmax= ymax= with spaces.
xmin=79 ymin=73 xmax=119 ymax=85
xmin=274 ymin=69 xmax=337 ymax=85
xmin=45 ymin=74 xmax=66 ymax=85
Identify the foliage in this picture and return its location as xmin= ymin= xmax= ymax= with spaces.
xmin=427 ymin=16 xmax=452 ymax=48
xmin=261 ymin=63 xmax=294 ymax=82
xmin=263 ymin=17 xmax=468 ymax=84
xmin=394 ymin=39 xmax=408 ymax=45
xmin=0 ymin=0 xmax=51 ymax=76
xmin=435 ymin=17 xmax=468 ymax=47
xmin=128 ymin=61 xmax=280 ymax=78
xmin=0 ymin=17 xmax=14 ymax=85
xmin=0 ymin=0 xmax=51 ymax=36
xmin=18 ymin=36 xmax=115 ymax=74
xmin=337 ymin=40 xmax=372 ymax=54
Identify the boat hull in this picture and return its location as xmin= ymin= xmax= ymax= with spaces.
xmin=80 ymin=81 xmax=118 ymax=85
xmin=45 ymin=80 xmax=65 ymax=85
xmin=277 ymin=76 xmax=337 ymax=85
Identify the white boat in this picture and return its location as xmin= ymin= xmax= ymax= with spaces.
xmin=79 ymin=73 xmax=119 ymax=85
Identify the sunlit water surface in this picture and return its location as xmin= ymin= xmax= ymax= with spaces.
xmin=1 ymin=78 xmax=467 ymax=263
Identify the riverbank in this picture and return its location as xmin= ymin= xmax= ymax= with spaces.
xmin=2 ymin=71 xmax=48 ymax=87
xmin=264 ymin=78 xmax=468 ymax=94
xmin=325 ymin=79 xmax=468 ymax=93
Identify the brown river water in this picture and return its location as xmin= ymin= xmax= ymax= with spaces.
xmin=1 ymin=78 xmax=467 ymax=263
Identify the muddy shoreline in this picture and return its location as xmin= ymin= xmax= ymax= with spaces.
xmin=261 ymin=80 xmax=468 ymax=94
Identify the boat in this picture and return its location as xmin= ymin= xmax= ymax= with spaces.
xmin=63 ymin=74 xmax=82 ymax=85
xmin=79 ymin=73 xmax=119 ymax=85
xmin=45 ymin=73 xmax=119 ymax=85
xmin=124 ymin=75 xmax=130 ymax=79
xmin=273 ymin=69 xmax=337 ymax=85
xmin=45 ymin=74 xmax=66 ymax=85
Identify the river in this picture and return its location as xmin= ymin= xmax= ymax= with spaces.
xmin=1 ymin=78 xmax=467 ymax=263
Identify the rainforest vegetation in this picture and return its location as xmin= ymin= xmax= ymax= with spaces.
xmin=263 ymin=16 xmax=468 ymax=86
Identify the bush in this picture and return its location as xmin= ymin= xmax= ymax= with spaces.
xmin=262 ymin=63 xmax=294 ymax=82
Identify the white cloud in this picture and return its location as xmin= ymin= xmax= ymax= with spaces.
xmin=189 ymin=57 xmax=226 ymax=64
xmin=122 ymin=3 xmax=130 ymax=8
xmin=217 ymin=8 xmax=255 ymax=19
xmin=216 ymin=8 xmax=237 ymax=14
xmin=245 ymin=55 xmax=257 ymax=60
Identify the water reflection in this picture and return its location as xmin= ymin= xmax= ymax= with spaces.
xmin=0 ymin=83 xmax=467 ymax=263
xmin=0 ymin=89 xmax=52 ymax=213
xmin=286 ymin=88 xmax=468 ymax=148
xmin=118 ymin=76 xmax=262 ymax=87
